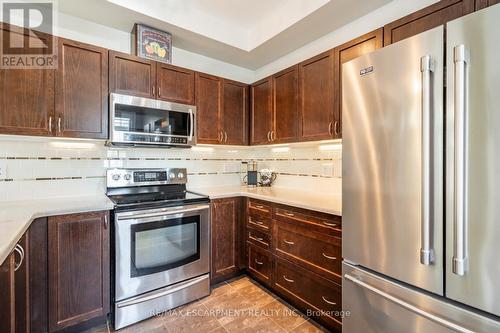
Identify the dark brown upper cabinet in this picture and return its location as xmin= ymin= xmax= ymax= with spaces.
xmin=222 ymin=79 xmax=248 ymax=145
xmin=196 ymin=72 xmax=222 ymax=144
xmin=384 ymin=0 xmax=474 ymax=46
xmin=109 ymin=50 xmax=156 ymax=99
xmin=333 ymin=29 xmax=383 ymax=138
xmin=56 ymin=38 xmax=108 ymax=139
xmin=475 ymin=0 xmax=500 ymax=9
xmin=157 ymin=63 xmax=195 ymax=105
xmin=250 ymin=77 xmax=273 ymax=145
xmin=273 ymin=65 xmax=299 ymax=144
xmin=0 ymin=24 xmax=54 ymax=137
xmin=298 ymin=50 xmax=335 ymax=142
xmin=48 ymin=211 xmax=110 ymax=332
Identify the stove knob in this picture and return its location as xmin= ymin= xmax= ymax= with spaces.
xmin=112 ymin=174 xmax=121 ymax=181
xmin=124 ymin=174 xmax=132 ymax=181
xmin=177 ymin=172 xmax=184 ymax=179
xmin=169 ymin=173 xmax=176 ymax=180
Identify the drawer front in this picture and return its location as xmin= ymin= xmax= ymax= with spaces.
xmin=247 ymin=244 xmax=272 ymax=284
xmin=247 ymin=226 xmax=271 ymax=250
xmin=248 ymin=199 xmax=272 ymax=218
xmin=274 ymin=257 xmax=342 ymax=328
xmin=247 ymin=215 xmax=271 ymax=233
xmin=275 ymin=221 xmax=341 ymax=281
xmin=275 ymin=207 xmax=341 ymax=234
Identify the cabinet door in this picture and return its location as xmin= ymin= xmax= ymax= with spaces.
xmin=333 ymin=29 xmax=383 ymax=139
xmin=56 ymin=38 xmax=108 ymax=139
xmin=109 ymin=51 xmax=156 ymax=98
xmin=211 ymin=198 xmax=240 ymax=284
xmin=48 ymin=211 xmax=109 ymax=332
xmin=222 ymin=79 xmax=248 ymax=145
xmin=196 ymin=73 xmax=222 ymax=144
xmin=157 ymin=63 xmax=195 ymax=104
xmin=273 ymin=65 xmax=298 ymax=143
xmin=475 ymin=0 xmax=500 ymax=9
xmin=0 ymin=253 xmax=15 ymax=333
xmin=298 ymin=50 xmax=334 ymax=142
xmin=0 ymin=24 xmax=54 ymax=136
xmin=384 ymin=0 xmax=474 ymax=46
xmin=250 ymin=77 xmax=273 ymax=145
xmin=14 ymin=234 xmax=28 ymax=333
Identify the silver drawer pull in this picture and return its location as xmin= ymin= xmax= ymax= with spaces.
xmin=283 ymin=275 xmax=294 ymax=283
xmin=323 ymin=221 xmax=338 ymax=227
xmin=285 ymin=212 xmax=295 ymax=217
xmin=250 ymin=234 xmax=264 ymax=242
xmin=254 ymin=259 xmax=264 ymax=265
xmin=322 ymin=296 xmax=337 ymax=305
xmin=283 ymin=240 xmax=295 ymax=245
xmin=14 ymin=244 xmax=25 ymax=272
xmin=322 ymin=253 xmax=337 ymax=260
xmin=250 ymin=219 xmax=265 ymax=225
xmin=255 ymin=205 xmax=264 ymax=209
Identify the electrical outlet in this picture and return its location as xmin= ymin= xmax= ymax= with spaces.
xmin=322 ymin=163 xmax=334 ymax=177
xmin=0 ymin=160 xmax=7 ymax=180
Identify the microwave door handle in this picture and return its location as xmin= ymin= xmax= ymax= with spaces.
xmin=189 ymin=109 xmax=194 ymax=141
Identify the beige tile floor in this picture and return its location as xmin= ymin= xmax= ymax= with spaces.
xmin=85 ymin=276 xmax=330 ymax=333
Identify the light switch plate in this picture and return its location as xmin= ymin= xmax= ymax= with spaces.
xmin=0 ymin=160 xmax=7 ymax=179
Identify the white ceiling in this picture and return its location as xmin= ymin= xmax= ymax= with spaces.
xmin=59 ymin=0 xmax=392 ymax=69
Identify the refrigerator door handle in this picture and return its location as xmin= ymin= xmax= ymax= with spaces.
xmin=453 ymin=45 xmax=469 ymax=276
xmin=344 ymin=274 xmax=475 ymax=333
xmin=420 ymin=55 xmax=435 ymax=266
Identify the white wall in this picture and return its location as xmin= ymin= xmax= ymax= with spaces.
xmin=254 ymin=0 xmax=440 ymax=80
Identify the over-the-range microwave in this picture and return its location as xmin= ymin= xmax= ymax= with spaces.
xmin=108 ymin=93 xmax=196 ymax=148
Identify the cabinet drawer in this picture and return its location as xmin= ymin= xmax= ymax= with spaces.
xmin=247 ymin=227 xmax=270 ymax=250
xmin=247 ymin=244 xmax=272 ymax=285
xmin=248 ymin=199 xmax=272 ymax=218
xmin=274 ymin=257 xmax=342 ymax=329
xmin=275 ymin=207 xmax=341 ymax=234
xmin=247 ymin=215 xmax=271 ymax=233
xmin=275 ymin=220 xmax=341 ymax=283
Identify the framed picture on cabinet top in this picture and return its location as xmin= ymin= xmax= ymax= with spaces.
xmin=132 ymin=23 xmax=172 ymax=64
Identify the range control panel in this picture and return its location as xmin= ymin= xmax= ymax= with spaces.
xmin=107 ymin=168 xmax=187 ymax=188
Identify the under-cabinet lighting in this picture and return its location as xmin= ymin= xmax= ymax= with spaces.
xmin=191 ymin=146 xmax=214 ymax=152
xmin=271 ymin=147 xmax=290 ymax=153
xmin=319 ymin=144 xmax=342 ymax=151
xmin=50 ymin=141 xmax=96 ymax=149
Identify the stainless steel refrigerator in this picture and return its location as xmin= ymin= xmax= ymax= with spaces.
xmin=342 ymin=4 xmax=500 ymax=333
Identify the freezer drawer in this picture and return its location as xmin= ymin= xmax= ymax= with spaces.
xmin=342 ymin=263 xmax=500 ymax=333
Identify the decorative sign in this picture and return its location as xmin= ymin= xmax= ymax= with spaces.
xmin=133 ymin=24 xmax=172 ymax=64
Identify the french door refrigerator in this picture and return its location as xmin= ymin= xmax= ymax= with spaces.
xmin=342 ymin=4 xmax=500 ymax=333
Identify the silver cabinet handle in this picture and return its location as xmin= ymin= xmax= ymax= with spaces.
xmin=284 ymin=212 xmax=295 ymax=217
xmin=323 ymin=221 xmax=338 ymax=228
xmin=254 ymin=205 xmax=264 ymax=209
xmin=271 ymin=130 xmax=275 ymax=141
xmin=224 ymin=131 xmax=228 ymax=143
xmin=345 ymin=274 xmax=475 ymax=333
xmin=48 ymin=116 xmax=53 ymax=132
xmin=152 ymin=85 xmax=155 ymax=96
xmin=322 ymin=296 xmax=336 ymax=305
xmin=420 ymin=54 xmax=435 ymax=266
xmin=254 ymin=259 xmax=264 ymax=265
xmin=283 ymin=275 xmax=294 ymax=283
xmin=249 ymin=234 xmax=264 ymax=242
xmin=453 ymin=45 xmax=469 ymax=276
xmin=57 ymin=117 xmax=62 ymax=133
xmin=218 ymin=131 xmax=223 ymax=143
xmin=283 ymin=239 xmax=295 ymax=245
xmin=158 ymin=86 xmax=161 ymax=97
xmin=14 ymin=244 xmax=25 ymax=272
xmin=322 ymin=253 xmax=337 ymax=260
xmin=333 ymin=120 xmax=339 ymax=136
xmin=104 ymin=214 xmax=108 ymax=229
xmin=188 ymin=109 xmax=194 ymax=142
xmin=267 ymin=131 xmax=271 ymax=142
xmin=328 ymin=122 xmax=333 ymax=136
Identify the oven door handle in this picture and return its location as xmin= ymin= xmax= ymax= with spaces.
xmin=116 ymin=204 xmax=210 ymax=221
xmin=117 ymin=274 xmax=208 ymax=308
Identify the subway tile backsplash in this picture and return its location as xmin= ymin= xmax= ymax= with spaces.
xmin=0 ymin=136 xmax=342 ymax=202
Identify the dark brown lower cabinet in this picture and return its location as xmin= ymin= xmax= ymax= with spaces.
xmin=211 ymin=198 xmax=242 ymax=284
xmin=48 ymin=211 xmax=110 ymax=332
xmin=0 ymin=251 xmax=15 ymax=333
xmin=247 ymin=244 xmax=272 ymax=286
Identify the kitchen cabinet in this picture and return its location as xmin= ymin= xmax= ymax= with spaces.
xmin=0 ymin=24 xmax=54 ymax=136
xmin=298 ymin=50 xmax=335 ymax=142
xmin=109 ymin=50 xmax=157 ymax=98
xmin=273 ymin=65 xmax=299 ymax=143
xmin=475 ymin=0 xmax=500 ymax=9
xmin=196 ymin=72 xmax=222 ymax=144
xmin=383 ymin=0 xmax=474 ymax=46
xmin=48 ymin=211 xmax=110 ymax=332
xmin=211 ymin=198 xmax=242 ymax=284
xmin=333 ymin=28 xmax=383 ymax=138
xmin=222 ymin=79 xmax=248 ymax=145
xmin=56 ymin=38 xmax=108 ymax=139
xmin=0 ymin=251 xmax=15 ymax=333
xmin=157 ymin=62 xmax=195 ymax=105
xmin=250 ymin=77 xmax=273 ymax=144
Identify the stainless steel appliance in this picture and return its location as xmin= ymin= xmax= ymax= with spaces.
xmin=342 ymin=5 xmax=500 ymax=332
xmin=106 ymin=168 xmax=210 ymax=329
xmin=108 ymin=93 xmax=196 ymax=148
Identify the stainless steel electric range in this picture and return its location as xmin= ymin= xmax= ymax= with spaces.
xmin=106 ymin=168 xmax=210 ymax=330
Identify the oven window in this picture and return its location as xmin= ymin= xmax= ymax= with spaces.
xmin=130 ymin=215 xmax=200 ymax=277
xmin=114 ymin=104 xmax=190 ymax=136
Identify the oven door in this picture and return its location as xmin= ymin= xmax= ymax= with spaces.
xmin=114 ymin=203 xmax=210 ymax=301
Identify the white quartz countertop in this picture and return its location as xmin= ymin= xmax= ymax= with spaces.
xmin=0 ymin=195 xmax=114 ymax=264
xmin=189 ymin=186 xmax=342 ymax=217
